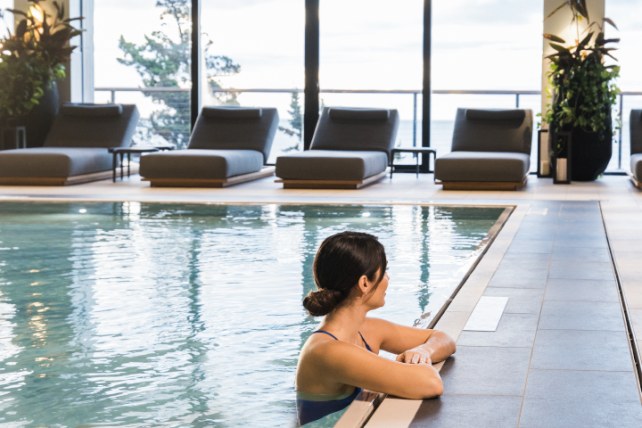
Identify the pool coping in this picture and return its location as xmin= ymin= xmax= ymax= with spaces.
xmin=334 ymin=205 xmax=519 ymax=428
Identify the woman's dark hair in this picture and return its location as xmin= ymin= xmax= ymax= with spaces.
xmin=303 ymin=231 xmax=387 ymax=317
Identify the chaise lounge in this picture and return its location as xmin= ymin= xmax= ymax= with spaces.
xmin=275 ymin=107 xmax=399 ymax=189
xmin=629 ymin=109 xmax=642 ymax=189
xmin=0 ymin=103 xmax=139 ymax=186
xmin=139 ymin=106 xmax=279 ymax=187
xmin=434 ymin=108 xmax=533 ymax=190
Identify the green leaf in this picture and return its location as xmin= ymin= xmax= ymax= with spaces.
xmin=15 ymin=20 xmax=27 ymax=39
xmin=6 ymin=8 xmax=28 ymax=17
xmin=550 ymin=43 xmax=571 ymax=53
xmin=578 ymin=32 xmax=593 ymax=48
xmin=543 ymin=34 xmax=566 ymax=43
xmin=603 ymin=17 xmax=618 ymax=30
xmin=545 ymin=1 xmax=567 ymax=20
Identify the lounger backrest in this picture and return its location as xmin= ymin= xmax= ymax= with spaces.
xmin=188 ymin=107 xmax=279 ymax=163
xmin=310 ymin=107 xmax=400 ymax=159
xmin=44 ymin=104 xmax=140 ymax=148
xmin=631 ymin=110 xmax=642 ymax=155
xmin=451 ymin=108 xmax=533 ymax=155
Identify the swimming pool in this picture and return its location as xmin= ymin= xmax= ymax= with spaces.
xmin=0 ymin=202 xmax=505 ymax=427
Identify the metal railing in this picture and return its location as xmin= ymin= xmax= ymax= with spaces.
xmin=95 ymin=87 xmax=642 ymax=170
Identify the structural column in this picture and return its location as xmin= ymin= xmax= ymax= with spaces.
xmin=540 ymin=0 xmax=605 ymax=172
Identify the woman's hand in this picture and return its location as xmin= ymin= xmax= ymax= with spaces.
xmin=396 ymin=346 xmax=433 ymax=365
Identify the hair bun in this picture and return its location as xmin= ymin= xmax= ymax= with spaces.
xmin=303 ymin=289 xmax=343 ymax=317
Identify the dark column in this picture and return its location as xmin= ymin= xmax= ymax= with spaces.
xmin=190 ymin=0 xmax=202 ymax=130
xmin=421 ymin=0 xmax=432 ymax=171
xmin=304 ymin=0 xmax=320 ymax=150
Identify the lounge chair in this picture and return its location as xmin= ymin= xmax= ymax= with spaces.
xmin=630 ymin=110 xmax=642 ymax=189
xmin=139 ymin=107 xmax=278 ymax=187
xmin=0 ymin=103 xmax=139 ymax=186
xmin=275 ymin=107 xmax=399 ymax=189
xmin=434 ymin=108 xmax=533 ymax=190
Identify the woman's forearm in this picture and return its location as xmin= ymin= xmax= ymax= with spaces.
xmin=422 ymin=331 xmax=456 ymax=363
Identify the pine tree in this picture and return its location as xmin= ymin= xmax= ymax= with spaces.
xmin=117 ymin=0 xmax=240 ymax=148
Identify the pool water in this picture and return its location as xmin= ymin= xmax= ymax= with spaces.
xmin=0 ymin=202 xmax=504 ymax=427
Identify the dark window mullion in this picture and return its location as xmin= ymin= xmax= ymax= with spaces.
xmin=304 ymin=0 xmax=320 ymax=151
xmin=190 ymin=0 xmax=201 ymax=130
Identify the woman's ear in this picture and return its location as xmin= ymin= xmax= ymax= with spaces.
xmin=356 ymin=275 xmax=370 ymax=296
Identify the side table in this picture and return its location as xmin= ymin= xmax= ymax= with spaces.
xmin=390 ymin=148 xmax=437 ymax=178
xmin=0 ymin=125 xmax=26 ymax=150
xmin=109 ymin=146 xmax=174 ymax=182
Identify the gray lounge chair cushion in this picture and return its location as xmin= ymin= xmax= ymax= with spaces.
xmin=188 ymin=107 xmax=279 ymax=163
xmin=328 ymin=108 xmax=389 ymax=120
xmin=276 ymin=150 xmax=388 ymax=181
xmin=139 ymin=149 xmax=264 ymax=179
xmin=202 ymin=107 xmax=262 ymax=119
xmin=310 ymin=107 xmax=399 ymax=159
xmin=631 ymin=154 xmax=642 ymax=182
xmin=61 ymin=104 xmax=123 ymax=117
xmin=0 ymin=148 xmax=112 ymax=177
xmin=452 ymin=108 xmax=533 ymax=154
xmin=435 ymin=151 xmax=530 ymax=182
xmin=45 ymin=104 xmax=139 ymax=148
xmin=631 ymin=110 xmax=642 ymax=155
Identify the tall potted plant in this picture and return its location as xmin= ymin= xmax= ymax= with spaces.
xmin=541 ymin=0 xmax=620 ymax=181
xmin=0 ymin=0 xmax=81 ymax=148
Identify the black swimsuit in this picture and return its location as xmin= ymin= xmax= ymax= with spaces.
xmin=296 ymin=330 xmax=373 ymax=426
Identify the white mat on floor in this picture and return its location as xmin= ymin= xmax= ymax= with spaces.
xmin=463 ymin=296 xmax=509 ymax=332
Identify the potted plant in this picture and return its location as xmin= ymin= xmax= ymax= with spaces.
xmin=541 ymin=0 xmax=620 ymax=181
xmin=0 ymin=0 xmax=81 ymax=148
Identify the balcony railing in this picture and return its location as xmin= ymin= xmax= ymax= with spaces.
xmin=95 ymin=87 xmax=642 ymax=171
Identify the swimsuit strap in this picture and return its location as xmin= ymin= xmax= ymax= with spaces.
xmin=358 ymin=332 xmax=372 ymax=352
xmin=313 ymin=330 xmax=372 ymax=352
xmin=312 ymin=330 xmax=339 ymax=341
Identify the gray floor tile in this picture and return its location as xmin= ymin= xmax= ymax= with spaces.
xmin=531 ymin=329 xmax=634 ymax=371
xmin=548 ymin=260 xmax=614 ymax=281
xmin=544 ymin=278 xmax=619 ymax=303
xmin=513 ymin=229 xmax=558 ymax=241
xmin=458 ymin=313 xmax=539 ymax=347
xmin=555 ymin=230 xmax=607 ymax=242
xmin=484 ymin=287 xmax=545 ymax=314
xmin=440 ymin=346 xmax=531 ymax=396
xmin=553 ymin=237 xmax=608 ymax=248
xmin=500 ymin=252 xmax=551 ymax=268
xmin=520 ymin=369 xmax=642 ymax=428
xmin=539 ymin=301 xmax=625 ymax=331
xmin=410 ymin=395 xmax=522 ymax=428
xmin=551 ymin=246 xmax=611 ymax=263
xmin=488 ymin=268 xmax=549 ymax=289
xmin=506 ymin=240 xmax=554 ymax=254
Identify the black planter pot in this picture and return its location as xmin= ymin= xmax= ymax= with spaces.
xmin=565 ymin=117 xmax=612 ymax=181
xmin=23 ymin=80 xmax=60 ymax=148
xmin=3 ymin=80 xmax=60 ymax=149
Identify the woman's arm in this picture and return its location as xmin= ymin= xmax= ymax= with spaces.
xmin=362 ymin=318 xmax=456 ymax=364
xmin=311 ymin=340 xmax=444 ymax=399
xmin=396 ymin=330 xmax=456 ymax=364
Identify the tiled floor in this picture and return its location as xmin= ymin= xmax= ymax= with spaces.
xmin=2 ymin=173 xmax=642 ymax=427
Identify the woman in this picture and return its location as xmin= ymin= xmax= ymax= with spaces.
xmin=296 ymin=231 xmax=456 ymax=426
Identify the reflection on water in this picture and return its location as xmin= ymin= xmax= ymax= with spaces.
xmin=0 ymin=202 xmax=503 ymax=427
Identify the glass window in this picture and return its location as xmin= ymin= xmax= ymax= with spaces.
xmin=94 ymin=0 xmax=192 ymax=148
xmin=320 ymin=0 xmax=423 ymax=165
xmin=606 ymin=0 xmax=642 ymax=172
xmin=201 ymin=1 xmax=305 ymax=164
xmin=433 ymin=0 xmax=543 ymax=170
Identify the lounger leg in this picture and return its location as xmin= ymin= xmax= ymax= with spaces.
xmin=127 ymin=153 xmax=131 ymax=178
xmin=112 ymin=152 xmax=117 ymax=182
xmin=120 ymin=153 xmax=124 ymax=180
xmin=416 ymin=154 xmax=419 ymax=178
